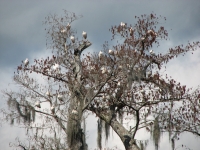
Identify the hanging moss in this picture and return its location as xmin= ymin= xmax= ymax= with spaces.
xmin=96 ymin=118 xmax=111 ymax=149
xmin=152 ymin=116 xmax=161 ymax=150
xmin=10 ymin=117 xmax=14 ymax=125
xmin=104 ymin=121 xmax=110 ymax=141
xmin=7 ymin=96 xmax=36 ymax=124
xmin=7 ymin=97 xmax=18 ymax=110
xmin=97 ymin=119 xmax=102 ymax=150
xmin=136 ymin=140 xmax=148 ymax=150
xmin=171 ymin=138 xmax=175 ymax=150
xmin=30 ymin=106 xmax=36 ymax=122
xmin=82 ymin=118 xmax=88 ymax=150
xmin=118 ymin=109 xmax=124 ymax=124
xmin=140 ymin=141 xmax=144 ymax=150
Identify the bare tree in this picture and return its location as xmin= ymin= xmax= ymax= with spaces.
xmin=1 ymin=11 xmax=200 ymax=150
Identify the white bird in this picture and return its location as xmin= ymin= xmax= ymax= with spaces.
xmin=140 ymin=89 xmax=145 ymax=94
xmin=24 ymin=58 xmax=29 ymax=66
xmin=70 ymin=36 xmax=75 ymax=43
xmin=60 ymin=29 xmax=66 ymax=33
xmin=108 ymin=49 xmax=114 ymax=55
xmin=99 ymin=51 xmax=103 ymax=59
xmin=147 ymin=70 xmax=152 ymax=77
xmin=82 ymin=31 xmax=87 ymax=39
xmin=146 ymin=116 xmax=155 ymax=122
xmin=102 ymin=95 xmax=106 ymax=101
xmin=147 ymin=30 xmax=153 ymax=34
xmin=141 ymin=37 xmax=145 ymax=41
xmin=66 ymin=23 xmax=71 ymax=30
xmin=35 ymin=101 xmax=41 ymax=108
xmin=117 ymin=82 xmax=121 ymax=87
xmin=150 ymin=49 xmax=155 ymax=55
xmin=51 ymin=106 xmax=55 ymax=114
xmin=118 ymin=65 xmax=122 ymax=70
xmin=101 ymin=67 xmax=107 ymax=74
xmin=57 ymin=94 xmax=63 ymax=101
xmin=130 ymin=27 xmax=134 ymax=36
xmin=72 ymin=109 xmax=78 ymax=115
xmin=107 ymin=69 xmax=111 ymax=74
xmin=121 ymin=22 xmax=125 ymax=27
xmin=46 ymin=91 xmax=51 ymax=97
xmin=52 ymin=64 xmax=60 ymax=70
xmin=90 ymin=66 xmax=95 ymax=71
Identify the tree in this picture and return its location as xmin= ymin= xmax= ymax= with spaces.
xmin=1 ymin=11 xmax=200 ymax=150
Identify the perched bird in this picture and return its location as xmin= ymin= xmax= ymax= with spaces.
xmin=99 ymin=51 xmax=103 ymax=59
xmin=149 ymin=49 xmax=155 ymax=55
xmin=107 ymin=69 xmax=111 ymax=74
xmin=147 ymin=30 xmax=153 ymax=35
xmin=82 ymin=31 xmax=87 ymax=39
xmin=52 ymin=64 xmax=60 ymax=71
xmin=140 ymin=89 xmax=145 ymax=95
xmin=52 ymin=64 xmax=61 ymax=74
xmin=101 ymin=67 xmax=107 ymax=74
xmin=24 ymin=58 xmax=29 ymax=66
xmin=72 ymin=109 xmax=78 ymax=115
xmin=102 ymin=95 xmax=106 ymax=101
xmin=147 ymin=70 xmax=152 ymax=77
xmin=35 ymin=101 xmax=41 ymax=108
xmin=147 ymin=30 xmax=157 ymax=37
xmin=46 ymin=91 xmax=51 ymax=97
xmin=66 ymin=23 xmax=71 ymax=30
xmin=109 ymin=49 xmax=114 ymax=55
xmin=129 ymin=27 xmax=134 ymax=36
xmin=57 ymin=94 xmax=63 ymax=101
xmin=70 ymin=36 xmax=75 ymax=43
xmin=117 ymin=82 xmax=121 ymax=87
xmin=51 ymin=106 xmax=55 ymax=114
xmin=60 ymin=29 xmax=66 ymax=33
xmin=118 ymin=65 xmax=123 ymax=70
xmin=121 ymin=22 xmax=125 ymax=27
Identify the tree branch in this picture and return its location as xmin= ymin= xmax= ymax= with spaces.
xmin=132 ymin=110 xmax=140 ymax=138
xmin=82 ymin=74 xmax=112 ymax=111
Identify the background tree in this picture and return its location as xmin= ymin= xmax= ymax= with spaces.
xmin=1 ymin=11 xmax=200 ymax=150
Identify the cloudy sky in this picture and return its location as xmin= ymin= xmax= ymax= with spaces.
xmin=0 ymin=0 xmax=200 ymax=149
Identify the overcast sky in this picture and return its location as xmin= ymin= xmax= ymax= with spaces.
xmin=0 ymin=0 xmax=200 ymax=150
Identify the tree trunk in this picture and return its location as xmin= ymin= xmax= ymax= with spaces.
xmin=66 ymin=41 xmax=91 ymax=150
xmin=94 ymin=109 xmax=140 ymax=150
xmin=109 ymin=117 xmax=140 ymax=150
xmin=67 ymin=97 xmax=88 ymax=150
